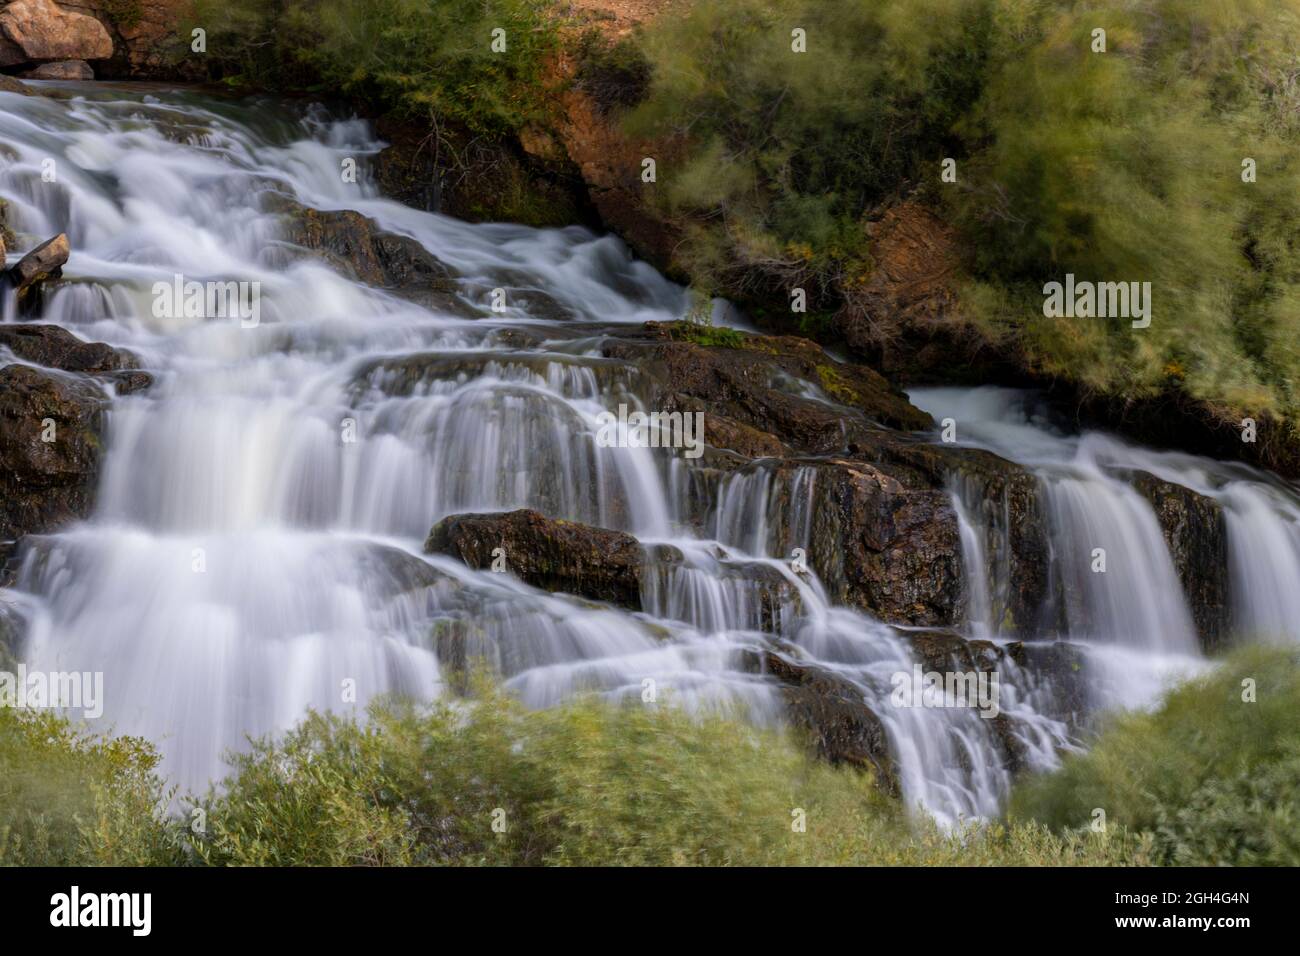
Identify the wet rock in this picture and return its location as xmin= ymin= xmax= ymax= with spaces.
xmin=1004 ymin=639 xmax=1090 ymax=722
xmin=902 ymin=627 xmax=1003 ymax=674
xmin=1130 ymin=472 xmax=1229 ymax=651
xmin=761 ymin=649 xmax=896 ymax=791
xmin=0 ymin=0 xmax=113 ymax=64
xmin=0 ymin=323 xmax=139 ymax=374
xmin=425 ymin=508 xmax=676 ymax=610
xmin=6 ymin=233 xmax=69 ymax=301
xmin=22 ymin=57 xmax=91 ymax=79
xmin=601 ymin=324 xmax=932 ymax=457
xmin=0 ymin=73 xmax=33 ymax=94
xmin=879 ymin=439 xmax=1055 ymax=636
xmin=263 ymin=194 xmax=458 ymax=306
xmin=805 ymin=460 xmax=962 ymax=626
xmin=0 ymin=363 xmax=107 ymax=542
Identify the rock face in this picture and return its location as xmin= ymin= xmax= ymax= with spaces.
xmin=0 ymin=0 xmax=113 ymax=66
xmin=1131 ymin=472 xmax=1230 ymax=650
xmin=22 ymin=56 xmax=90 ymax=78
xmin=0 ymin=321 xmax=150 ymax=545
xmin=806 ymin=460 xmax=963 ymax=626
xmin=264 ymin=194 xmax=459 ymax=307
xmin=425 ymin=509 xmax=660 ymax=610
xmin=0 ymin=363 xmax=105 ymax=542
xmin=0 ymin=323 xmax=141 ymax=375
xmin=762 ymin=649 xmax=896 ymax=790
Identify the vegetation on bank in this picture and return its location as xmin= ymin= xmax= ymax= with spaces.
xmin=1011 ymin=647 xmax=1300 ymax=866
xmin=3 ymin=648 xmax=1299 ymax=866
xmin=176 ymin=0 xmax=1300 ymax=449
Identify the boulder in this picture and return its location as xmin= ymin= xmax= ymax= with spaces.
xmin=6 ymin=233 xmax=70 ymax=299
xmin=761 ymin=649 xmax=896 ymax=791
xmin=263 ymin=194 xmax=458 ymax=307
xmin=601 ymin=323 xmax=933 ymax=457
xmin=425 ymin=508 xmax=673 ymax=610
xmin=0 ymin=363 xmax=107 ymax=542
xmin=0 ymin=0 xmax=113 ymax=63
xmin=0 ymin=323 xmax=140 ymax=374
xmin=22 ymin=57 xmax=91 ymax=79
xmin=804 ymin=459 xmax=963 ymax=626
xmin=1130 ymin=471 xmax=1229 ymax=651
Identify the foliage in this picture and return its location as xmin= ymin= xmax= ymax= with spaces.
xmin=1011 ymin=646 xmax=1300 ymax=865
xmin=625 ymin=0 xmax=992 ymax=304
xmin=181 ymin=689 xmax=1146 ymax=866
xmin=0 ymin=708 xmax=182 ymax=866
xmin=629 ymin=0 xmax=1300 ymax=431
xmin=185 ymin=0 xmax=559 ymax=135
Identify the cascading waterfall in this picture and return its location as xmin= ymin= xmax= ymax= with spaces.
xmin=4 ymin=85 xmax=1297 ymax=826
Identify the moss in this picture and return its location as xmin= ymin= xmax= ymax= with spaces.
xmin=816 ymin=364 xmax=861 ymax=405
xmin=666 ymin=321 xmax=748 ymax=349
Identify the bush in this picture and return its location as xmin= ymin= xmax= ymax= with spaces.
xmin=186 ymin=0 xmax=559 ymax=135
xmin=625 ymin=0 xmax=993 ymax=304
xmin=0 ymin=708 xmax=182 ymax=866
xmin=186 ymin=688 xmax=1145 ymax=866
xmin=951 ymin=0 xmax=1300 ymax=424
xmin=1011 ymin=646 xmax=1300 ymax=865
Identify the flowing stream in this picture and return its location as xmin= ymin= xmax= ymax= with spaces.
xmin=2 ymin=84 xmax=1298 ymax=825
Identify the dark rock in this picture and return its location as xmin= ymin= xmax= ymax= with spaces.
xmin=762 ymin=649 xmax=896 ymax=791
xmin=601 ymin=324 xmax=932 ymax=458
xmin=805 ymin=459 xmax=962 ymax=626
xmin=0 ymin=363 xmax=106 ymax=542
xmin=0 ymin=323 xmax=139 ymax=374
xmin=1005 ymin=639 xmax=1090 ymax=722
xmin=263 ymin=193 xmax=458 ymax=306
xmin=424 ymin=508 xmax=671 ymax=610
xmin=1130 ymin=471 xmax=1229 ymax=651
xmin=876 ymin=439 xmax=1055 ymax=636
xmin=7 ymin=233 xmax=69 ymax=300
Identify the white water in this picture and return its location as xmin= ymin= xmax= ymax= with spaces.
xmin=3 ymin=84 xmax=1292 ymax=825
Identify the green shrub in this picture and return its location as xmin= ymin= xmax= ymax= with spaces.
xmin=187 ymin=688 xmax=1146 ymax=866
xmin=1011 ymin=646 xmax=1300 ymax=865
xmin=951 ymin=0 xmax=1300 ymax=423
xmin=626 ymin=0 xmax=993 ymax=304
xmin=186 ymin=0 xmax=559 ymax=135
xmin=0 ymin=708 xmax=182 ymax=866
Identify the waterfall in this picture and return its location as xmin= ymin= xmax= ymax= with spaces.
xmin=4 ymin=85 xmax=1293 ymax=826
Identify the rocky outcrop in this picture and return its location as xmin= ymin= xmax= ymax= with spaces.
xmin=601 ymin=323 xmax=933 ymax=450
xmin=0 ymin=363 xmax=105 ymax=542
xmin=263 ymin=194 xmax=460 ymax=307
xmin=0 ymin=0 xmax=112 ymax=69
xmin=1130 ymin=472 xmax=1229 ymax=651
xmin=425 ymin=508 xmax=673 ymax=610
xmin=0 ymin=323 xmax=138 ymax=374
xmin=761 ymin=648 xmax=896 ymax=791
xmin=805 ymin=460 xmax=962 ymax=626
